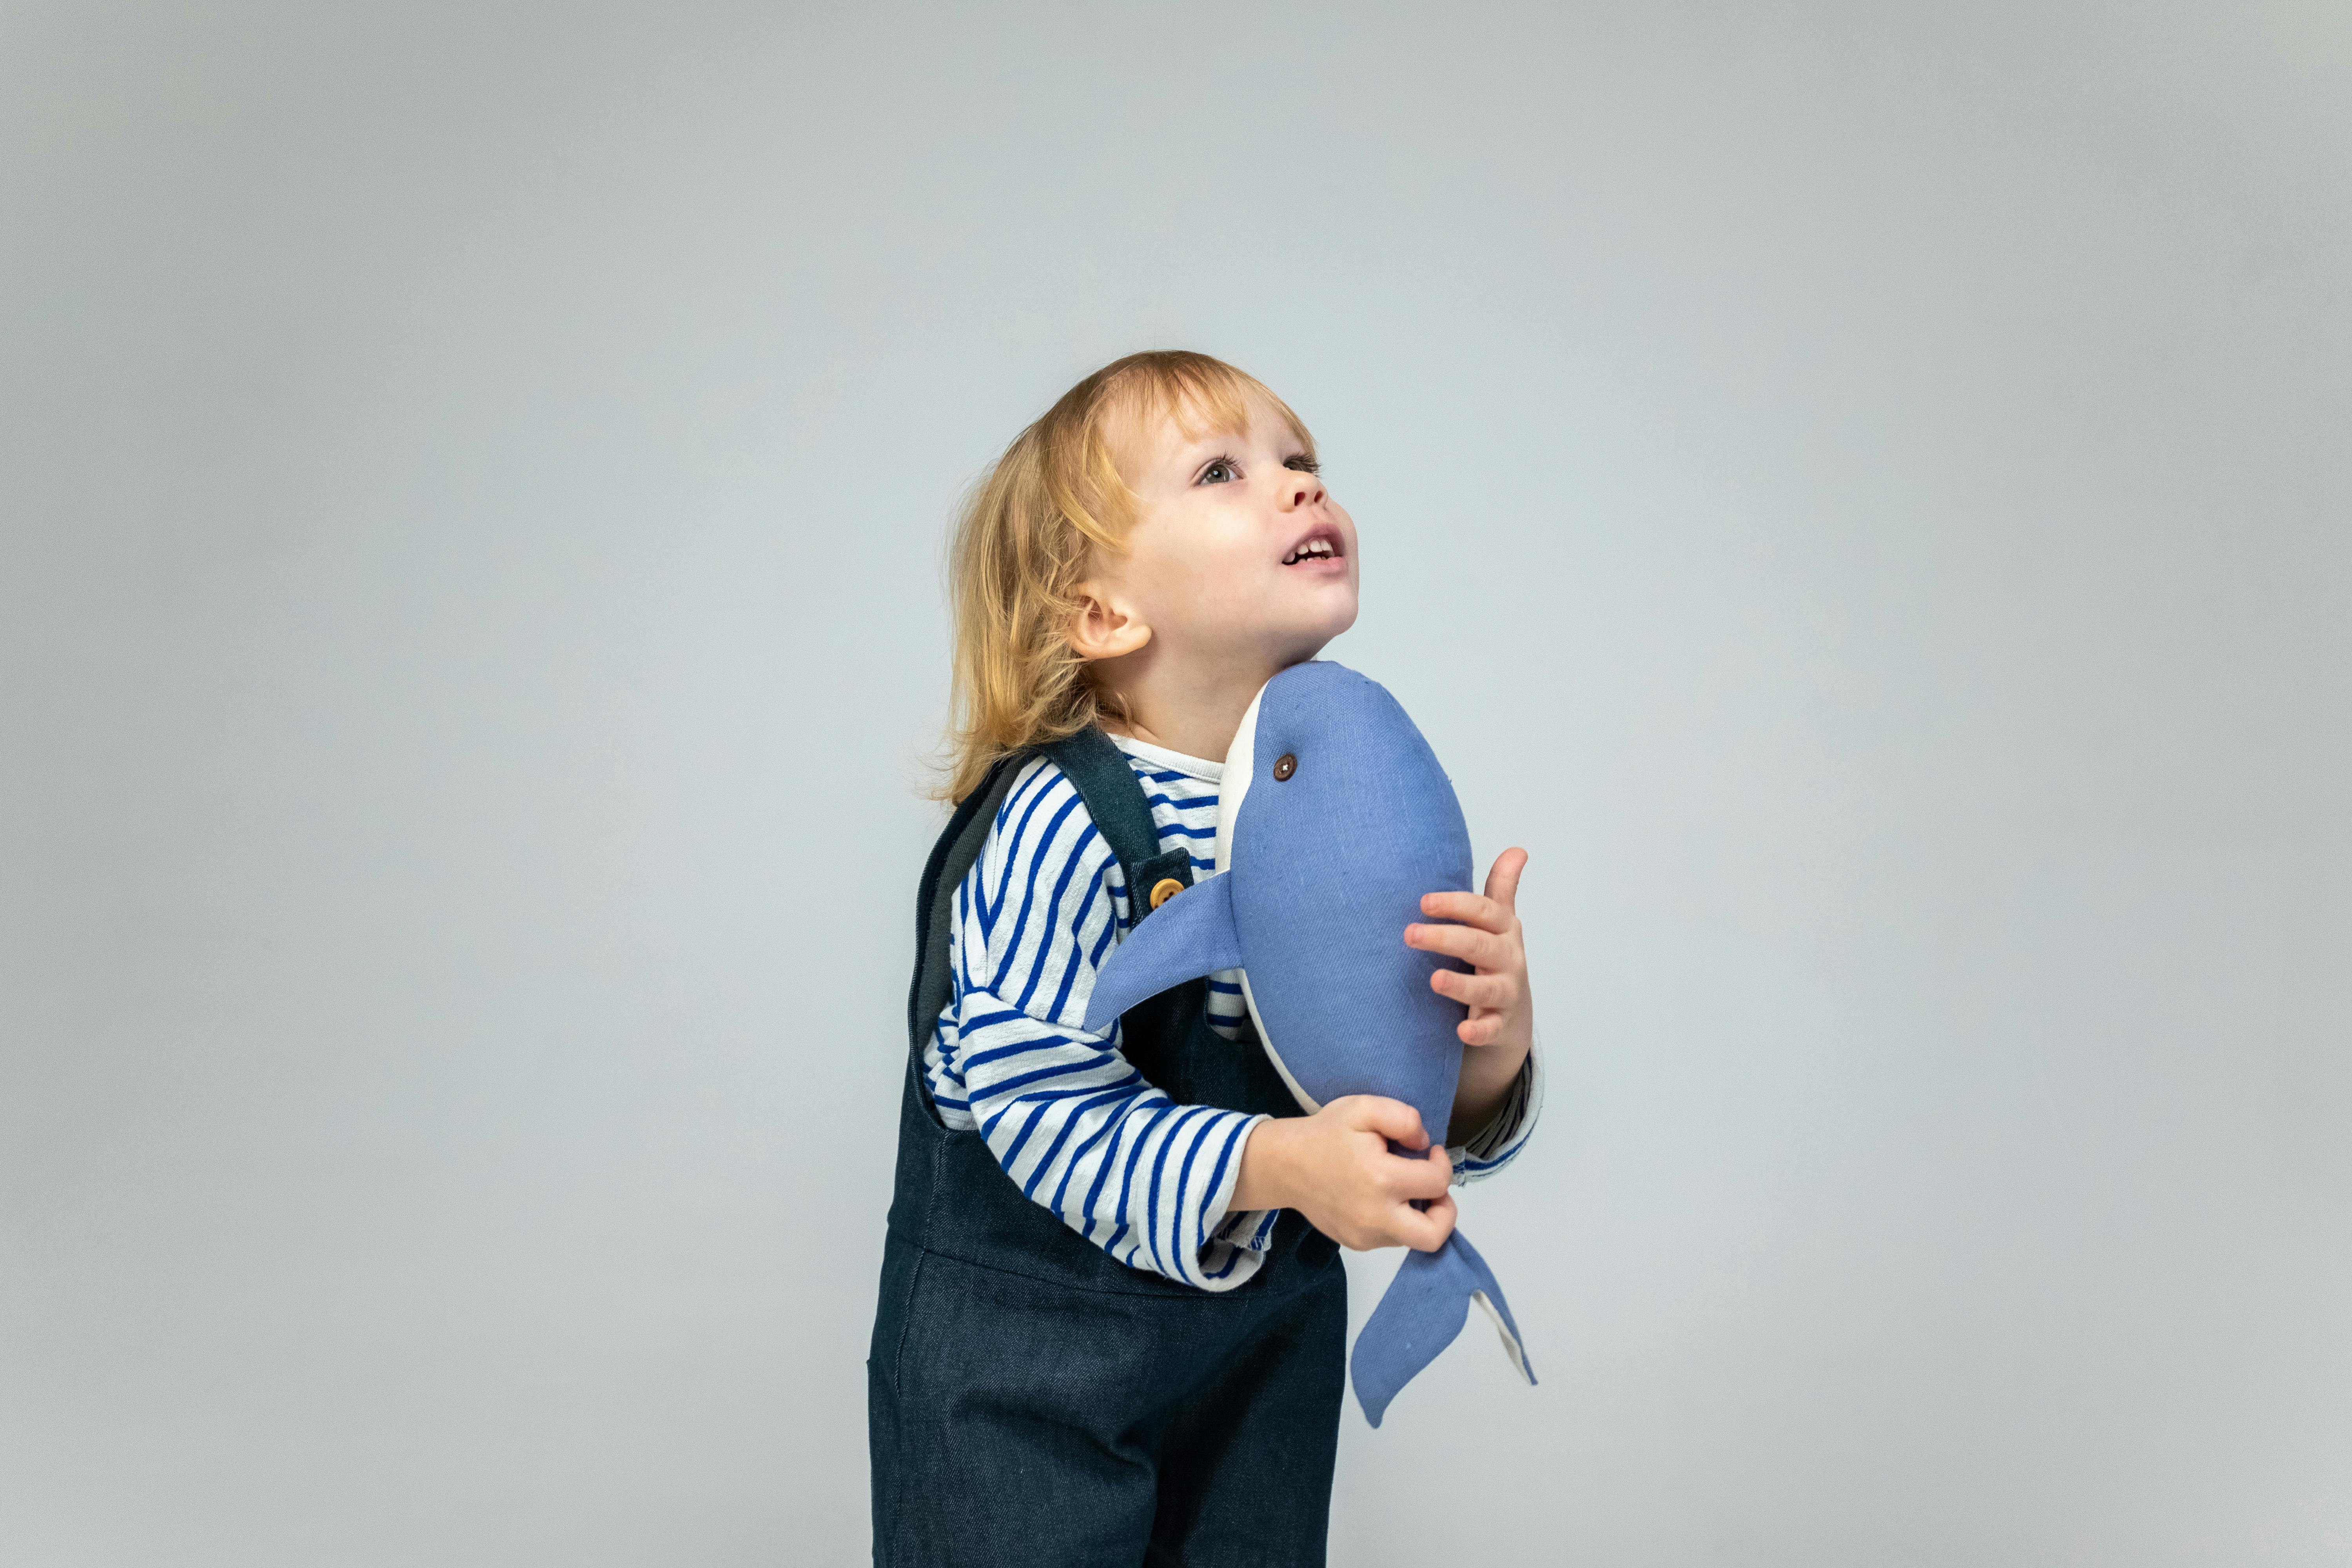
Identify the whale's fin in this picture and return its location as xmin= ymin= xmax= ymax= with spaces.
xmin=1350 ymin=1229 xmax=1535 ymax=1428
xmin=1080 ymin=873 xmax=1246 ymax=1034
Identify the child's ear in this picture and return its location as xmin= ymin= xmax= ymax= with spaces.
xmin=1069 ymin=584 xmax=1152 ymax=662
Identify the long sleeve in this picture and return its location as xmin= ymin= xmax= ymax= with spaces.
xmin=1446 ymin=1027 xmax=1546 ymax=1184
xmin=924 ymin=757 xmax=1281 ymax=1291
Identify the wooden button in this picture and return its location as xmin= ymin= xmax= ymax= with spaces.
xmin=1272 ymin=752 xmax=1297 ymax=781
xmin=1149 ymin=877 xmax=1185 ymax=910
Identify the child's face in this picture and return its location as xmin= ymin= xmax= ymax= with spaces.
xmin=1093 ymin=392 xmax=1359 ymax=674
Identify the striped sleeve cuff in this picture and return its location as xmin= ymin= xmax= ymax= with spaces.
xmin=1167 ymin=1111 xmax=1276 ymax=1291
xmin=1211 ymin=1205 xmax=1281 ymax=1250
xmin=1209 ymin=1169 xmax=1281 ymax=1259
xmin=1448 ymin=1029 xmax=1546 ymax=1185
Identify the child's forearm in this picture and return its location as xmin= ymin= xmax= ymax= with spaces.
xmin=1230 ymin=1114 xmax=1303 ymax=1212
xmin=1447 ymin=1033 xmax=1533 ymax=1145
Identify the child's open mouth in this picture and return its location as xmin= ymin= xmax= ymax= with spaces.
xmin=1281 ymin=528 xmax=1345 ymax=567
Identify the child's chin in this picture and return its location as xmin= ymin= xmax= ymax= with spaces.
xmin=1284 ymin=595 xmax=1359 ymax=646
xmin=1229 ymin=583 xmax=1356 ymax=651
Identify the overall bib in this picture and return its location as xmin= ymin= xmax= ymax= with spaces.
xmin=868 ymin=726 xmax=1348 ymax=1567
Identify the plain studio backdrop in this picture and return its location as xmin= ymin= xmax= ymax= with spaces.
xmin=4 ymin=3 xmax=2347 ymax=1563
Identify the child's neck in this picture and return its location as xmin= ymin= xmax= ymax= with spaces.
xmin=1096 ymin=652 xmax=1305 ymax=764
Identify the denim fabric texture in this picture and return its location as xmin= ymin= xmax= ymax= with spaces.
xmin=870 ymin=726 xmax=1346 ymax=1566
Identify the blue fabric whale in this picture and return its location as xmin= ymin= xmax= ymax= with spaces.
xmin=1081 ymin=659 xmax=1535 ymax=1426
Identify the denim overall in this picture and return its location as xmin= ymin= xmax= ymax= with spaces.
xmin=868 ymin=726 xmax=1348 ymax=1567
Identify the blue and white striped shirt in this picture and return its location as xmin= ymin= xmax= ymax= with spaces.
xmin=924 ymin=733 xmax=1542 ymax=1292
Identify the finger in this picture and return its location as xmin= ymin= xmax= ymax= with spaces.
xmin=1343 ymin=1095 xmax=1428 ymax=1150
xmin=1417 ymin=889 xmax=1508 ymax=932
xmin=1390 ymin=1144 xmax=1454 ymax=1200
xmin=1394 ymin=1192 xmax=1459 ymax=1252
xmin=1432 ymin=968 xmax=1521 ymax=1012
xmin=1405 ymin=922 xmax=1511 ymax=969
xmin=1457 ymin=1011 xmax=1507 ymax=1046
xmin=1483 ymin=847 xmax=1529 ymax=912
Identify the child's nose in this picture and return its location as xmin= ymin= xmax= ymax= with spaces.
xmin=1279 ymin=472 xmax=1326 ymax=511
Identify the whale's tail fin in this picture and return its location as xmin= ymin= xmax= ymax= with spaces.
xmin=1350 ymin=1228 xmax=1535 ymax=1427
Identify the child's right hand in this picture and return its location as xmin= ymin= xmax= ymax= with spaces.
xmin=1231 ymin=1096 xmax=1458 ymax=1252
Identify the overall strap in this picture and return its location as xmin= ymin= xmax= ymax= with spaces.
xmin=1036 ymin=725 xmax=1203 ymax=1102
xmin=905 ymin=753 xmax=1029 ymax=1056
xmin=905 ymin=726 xmax=1193 ymax=1071
xmin=1037 ymin=725 xmax=1194 ymax=907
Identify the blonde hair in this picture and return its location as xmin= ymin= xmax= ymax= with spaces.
xmin=935 ymin=350 xmax=1314 ymax=803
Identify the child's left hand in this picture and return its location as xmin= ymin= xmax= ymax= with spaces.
xmin=1403 ymin=847 xmax=1535 ymax=1142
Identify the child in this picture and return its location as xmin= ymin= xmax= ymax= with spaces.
xmin=869 ymin=351 xmax=1543 ymax=1565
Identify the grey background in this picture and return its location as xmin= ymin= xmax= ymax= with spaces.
xmin=4 ymin=2 xmax=2347 ymax=1563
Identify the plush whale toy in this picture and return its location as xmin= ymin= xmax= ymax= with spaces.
xmin=1081 ymin=659 xmax=1534 ymax=1426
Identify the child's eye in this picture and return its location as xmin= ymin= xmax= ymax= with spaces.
xmin=1197 ymin=459 xmax=1238 ymax=485
xmin=1284 ymin=455 xmax=1321 ymax=474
